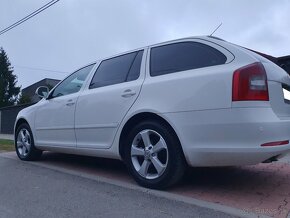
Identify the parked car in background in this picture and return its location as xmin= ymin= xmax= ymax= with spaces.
xmin=15 ymin=36 xmax=290 ymax=189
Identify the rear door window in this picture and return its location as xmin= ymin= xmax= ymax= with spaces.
xmin=150 ymin=42 xmax=227 ymax=76
xmin=90 ymin=50 xmax=143 ymax=89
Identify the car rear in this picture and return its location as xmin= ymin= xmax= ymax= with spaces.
xmin=167 ymin=37 xmax=290 ymax=167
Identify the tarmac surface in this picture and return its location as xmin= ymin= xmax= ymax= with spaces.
xmin=1 ymin=151 xmax=290 ymax=217
xmin=0 ymin=154 xmax=234 ymax=218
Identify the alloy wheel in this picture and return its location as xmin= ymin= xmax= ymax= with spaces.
xmin=131 ymin=129 xmax=168 ymax=179
xmin=16 ymin=128 xmax=31 ymax=157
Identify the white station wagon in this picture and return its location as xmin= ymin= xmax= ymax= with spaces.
xmin=15 ymin=36 xmax=290 ymax=189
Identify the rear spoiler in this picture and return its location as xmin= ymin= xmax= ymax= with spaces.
xmin=245 ymin=48 xmax=278 ymax=64
xmin=246 ymin=48 xmax=290 ymax=75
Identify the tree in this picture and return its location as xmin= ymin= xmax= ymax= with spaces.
xmin=0 ymin=47 xmax=20 ymax=107
xmin=18 ymin=93 xmax=32 ymax=104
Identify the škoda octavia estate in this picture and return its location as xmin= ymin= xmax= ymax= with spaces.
xmin=15 ymin=36 xmax=290 ymax=189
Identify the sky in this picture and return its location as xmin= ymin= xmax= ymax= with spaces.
xmin=0 ymin=0 xmax=290 ymax=89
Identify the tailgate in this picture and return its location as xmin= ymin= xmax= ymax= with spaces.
xmin=263 ymin=61 xmax=290 ymax=118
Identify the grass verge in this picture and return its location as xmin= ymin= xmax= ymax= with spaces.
xmin=0 ymin=139 xmax=15 ymax=152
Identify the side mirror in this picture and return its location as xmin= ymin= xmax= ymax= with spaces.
xmin=35 ymin=86 xmax=49 ymax=99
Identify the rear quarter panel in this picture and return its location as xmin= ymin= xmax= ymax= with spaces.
xmin=132 ymin=38 xmax=238 ymax=113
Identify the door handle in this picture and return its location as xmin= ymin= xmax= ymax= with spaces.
xmin=66 ymin=99 xmax=75 ymax=106
xmin=121 ymin=89 xmax=136 ymax=98
xmin=66 ymin=102 xmax=75 ymax=106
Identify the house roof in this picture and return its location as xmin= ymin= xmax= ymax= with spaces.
xmin=22 ymin=78 xmax=60 ymax=91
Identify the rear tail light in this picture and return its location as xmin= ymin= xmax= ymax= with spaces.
xmin=232 ymin=62 xmax=269 ymax=101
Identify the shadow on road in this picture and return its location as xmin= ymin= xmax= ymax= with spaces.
xmin=39 ymin=152 xmax=279 ymax=194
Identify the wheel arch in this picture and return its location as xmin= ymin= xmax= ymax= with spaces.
xmin=14 ymin=118 xmax=29 ymax=136
xmin=118 ymin=112 xmax=185 ymax=161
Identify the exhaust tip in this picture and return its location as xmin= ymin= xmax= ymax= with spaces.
xmin=262 ymin=155 xmax=280 ymax=163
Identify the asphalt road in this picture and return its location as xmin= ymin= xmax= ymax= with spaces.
xmin=0 ymin=156 xmax=235 ymax=218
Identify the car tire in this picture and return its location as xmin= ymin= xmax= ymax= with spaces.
xmin=15 ymin=123 xmax=42 ymax=161
xmin=123 ymin=120 xmax=186 ymax=189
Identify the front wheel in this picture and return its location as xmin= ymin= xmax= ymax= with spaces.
xmin=123 ymin=120 xmax=186 ymax=189
xmin=15 ymin=123 xmax=42 ymax=161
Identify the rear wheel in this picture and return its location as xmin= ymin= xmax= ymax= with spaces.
xmin=15 ymin=123 xmax=42 ymax=161
xmin=123 ymin=120 xmax=186 ymax=189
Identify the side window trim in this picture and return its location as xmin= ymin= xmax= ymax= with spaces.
xmin=125 ymin=50 xmax=144 ymax=82
xmin=125 ymin=52 xmax=139 ymax=81
xmin=80 ymin=61 xmax=101 ymax=91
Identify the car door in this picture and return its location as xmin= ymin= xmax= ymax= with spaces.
xmin=75 ymin=49 xmax=146 ymax=149
xmin=34 ymin=64 xmax=95 ymax=147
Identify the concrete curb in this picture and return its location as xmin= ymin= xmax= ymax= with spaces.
xmin=0 ymin=134 xmax=14 ymax=140
xmin=0 ymin=153 xmax=269 ymax=218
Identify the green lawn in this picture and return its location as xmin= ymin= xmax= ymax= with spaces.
xmin=0 ymin=139 xmax=15 ymax=152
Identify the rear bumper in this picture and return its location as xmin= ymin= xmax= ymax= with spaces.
xmin=163 ymin=107 xmax=290 ymax=167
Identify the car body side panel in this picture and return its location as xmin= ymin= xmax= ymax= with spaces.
xmin=34 ymin=93 xmax=78 ymax=147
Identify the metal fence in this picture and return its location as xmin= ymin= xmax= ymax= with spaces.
xmin=0 ymin=103 xmax=34 ymax=134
